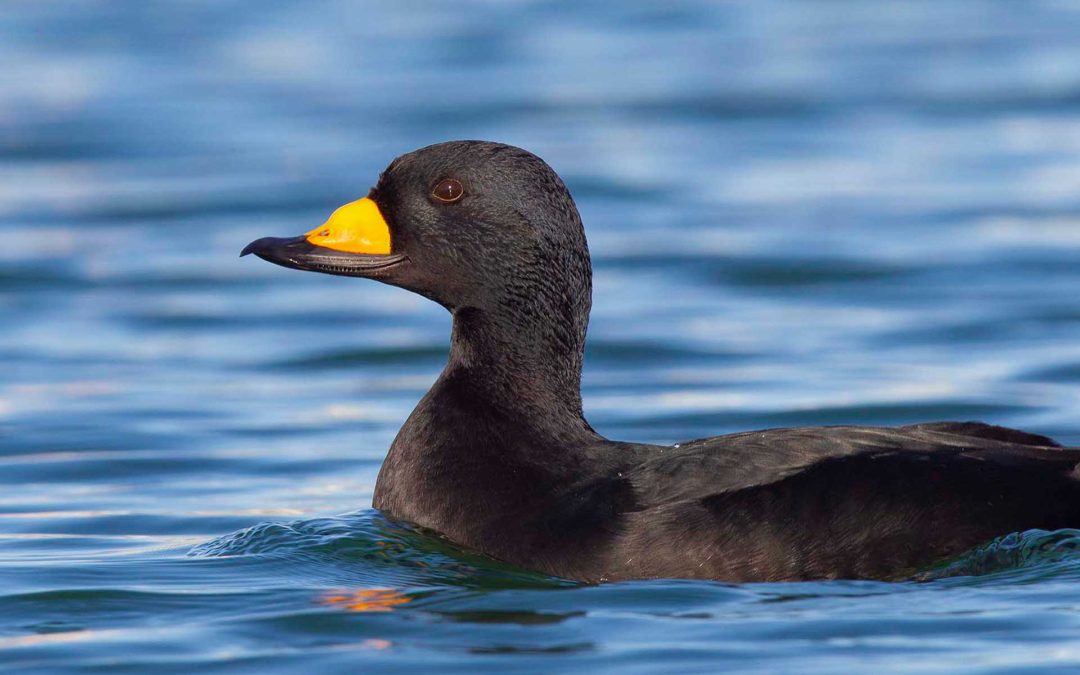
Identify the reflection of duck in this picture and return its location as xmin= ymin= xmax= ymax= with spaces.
xmin=243 ymin=141 xmax=1080 ymax=582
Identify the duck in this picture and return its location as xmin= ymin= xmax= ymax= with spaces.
xmin=242 ymin=140 xmax=1080 ymax=582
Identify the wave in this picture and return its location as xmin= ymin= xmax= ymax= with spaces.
xmin=920 ymin=529 xmax=1080 ymax=581
xmin=188 ymin=509 xmax=574 ymax=591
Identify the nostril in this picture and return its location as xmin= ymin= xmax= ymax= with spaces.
xmin=318 ymin=229 xmax=330 ymax=237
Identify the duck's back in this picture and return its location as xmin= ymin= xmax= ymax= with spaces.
xmin=605 ymin=423 xmax=1080 ymax=581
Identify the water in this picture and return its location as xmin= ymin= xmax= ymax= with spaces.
xmin=3 ymin=0 xmax=1080 ymax=671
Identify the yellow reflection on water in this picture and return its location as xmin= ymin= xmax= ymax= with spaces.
xmin=320 ymin=588 xmax=410 ymax=613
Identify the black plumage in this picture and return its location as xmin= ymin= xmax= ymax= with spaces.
xmin=243 ymin=141 xmax=1080 ymax=582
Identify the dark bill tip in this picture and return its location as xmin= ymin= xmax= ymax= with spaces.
xmin=241 ymin=237 xmax=277 ymax=257
xmin=240 ymin=235 xmax=307 ymax=261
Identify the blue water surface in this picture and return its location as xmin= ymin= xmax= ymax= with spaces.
xmin=3 ymin=1 xmax=1080 ymax=672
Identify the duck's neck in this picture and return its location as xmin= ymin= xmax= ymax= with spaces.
xmin=445 ymin=305 xmax=592 ymax=438
xmin=373 ymin=303 xmax=602 ymax=541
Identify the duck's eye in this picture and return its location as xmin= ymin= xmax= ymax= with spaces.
xmin=432 ymin=178 xmax=464 ymax=203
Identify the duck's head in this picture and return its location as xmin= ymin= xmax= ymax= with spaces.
xmin=242 ymin=141 xmax=591 ymax=318
xmin=243 ymin=142 xmax=592 ymax=412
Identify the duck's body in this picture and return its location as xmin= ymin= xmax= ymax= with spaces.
xmin=244 ymin=140 xmax=1080 ymax=582
xmin=374 ymin=359 xmax=1080 ymax=582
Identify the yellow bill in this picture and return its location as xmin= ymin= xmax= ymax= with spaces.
xmin=305 ymin=197 xmax=391 ymax=255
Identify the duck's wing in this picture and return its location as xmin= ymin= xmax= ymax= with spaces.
xmin=900 ymin=421 xmax=1062 ymax=447
xmin=612 ymin=424 xmax=1080 ymax=580
xmin=627 ymin=423 xmax=1077 ymax=508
